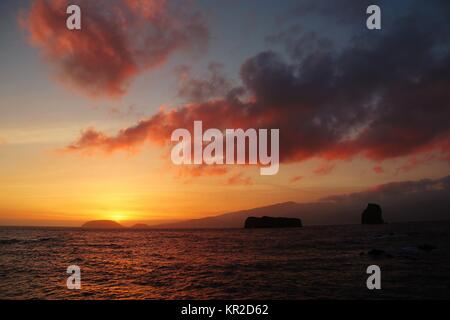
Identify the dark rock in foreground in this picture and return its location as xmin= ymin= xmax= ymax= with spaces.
xmin=244 ymin=216 xmax=303 ymax=229
xmin=81 ymin=220 xmax=124 ymax=229
xmin=361 ymin=203 xmax=384 ymax=224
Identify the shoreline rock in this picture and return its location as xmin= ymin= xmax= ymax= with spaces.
xmin=244 ymin=216 xmax=303 ymax=229
xmin=361 ymin=203 xmax=384 ymax=224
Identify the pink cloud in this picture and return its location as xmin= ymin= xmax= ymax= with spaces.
xmin=21 ymin=0 xmax=208 ymax=99
xmin=373 ymin=165 xmax=384 ymax=174
xmin=226 ymin=173 xmax=253 ymax=186
xmin=313 ymin=162 xmax=335 ymax=175
xmin=290 ymin=175 xmax=303 ymax=183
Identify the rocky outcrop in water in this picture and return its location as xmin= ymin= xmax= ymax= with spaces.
xmin=244 ymin=216 xmax=303 ymax=229
xmin=361 ymin=203 xmax=384 ymax=224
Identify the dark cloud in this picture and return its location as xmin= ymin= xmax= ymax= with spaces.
xmin=176 ymin=62 xmax=232 ymax=102
xmin=313 ymin=175 xmax=450 ymax=224
xmin=324 ymin=175 xmax=450 ymax=205
xmin=66 ymin=1 xmax=450 ymax=173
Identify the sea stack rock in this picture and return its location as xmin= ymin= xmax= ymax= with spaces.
xmin=361 ymin=203 xmax=384 ymax=224
xmin=244 ymin=216 xmax=303 ymax=229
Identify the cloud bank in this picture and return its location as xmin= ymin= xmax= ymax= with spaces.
xmin=63 ymin=2 xmax=450 ymax=174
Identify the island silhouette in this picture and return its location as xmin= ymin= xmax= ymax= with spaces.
xmin=81 ymin=203 xmax=388 ymax=229
xmin=244 ymin=216 xmax=303 ymax=228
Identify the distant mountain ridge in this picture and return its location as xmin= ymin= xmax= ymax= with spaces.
xmin=79 ymin=176 xmax=450 ymax=229
xmin=148 ymin=201 xmax=357 ymax=228
xmin=149 ymin=175 xmax=450 ymax=228
xmin=150 ymin=202 xmax=302 ymax=229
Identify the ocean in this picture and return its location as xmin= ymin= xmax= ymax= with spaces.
xmin=0 ymin=222 xmax=449 ymax=299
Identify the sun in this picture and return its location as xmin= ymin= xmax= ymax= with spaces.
xmin=110 ymin=212 xmax=127 ymax=222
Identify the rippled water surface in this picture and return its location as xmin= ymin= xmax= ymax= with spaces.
xmin=1 ymin=222 xmax=449 ymax=299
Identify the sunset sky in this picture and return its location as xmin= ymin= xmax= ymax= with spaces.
xmin=0 ymin=0 xmax=449 ymax=226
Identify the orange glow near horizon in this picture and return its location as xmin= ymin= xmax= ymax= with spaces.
xmin=1 ymin=0 xmax=449 ymax=227
xmin=1 ymin=138 xmax=448 ymax=227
